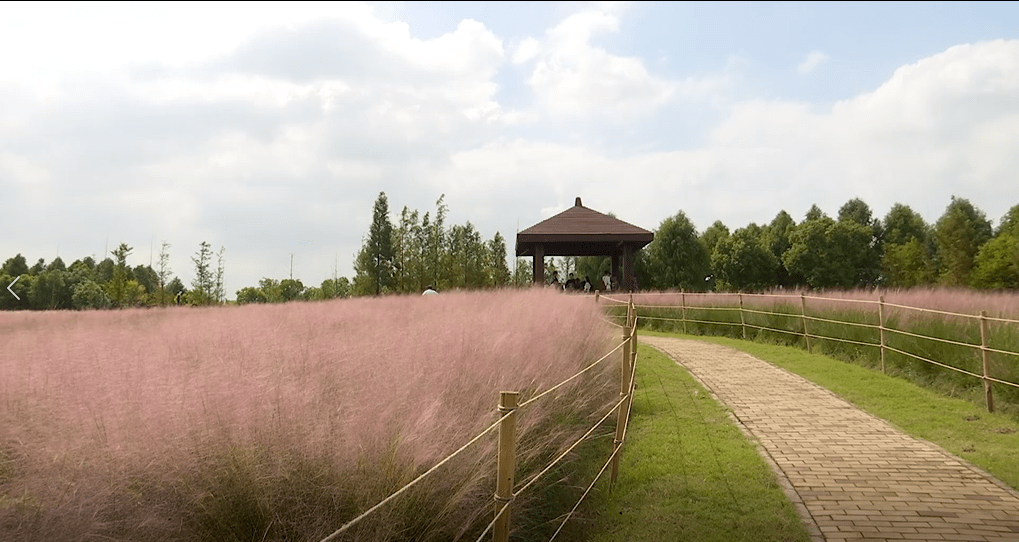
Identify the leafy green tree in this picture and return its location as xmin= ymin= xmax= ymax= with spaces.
xmin=711 ymin=226 xmax=778 ymax=291
xmin=880 ymin=204 xmax=935 ymax=287
xmin=320 ymin=277 xmax=351 ymax=299
xmin=837 ymin=198 xmax=882 ymax=286
xmin=701 ymin=220 xmax=730 ymax=260
xmin=447 ymin=222 xmax=489 ymax=288
xmin=804 ymin=204 xmax=827 ymax=222
xmin=970 ymin=204 xmax=1019 ymax=289
xmin=132 ymin=264 xmax=158 ymax=295
xmin=513 ymin=258 xmax=532 ymax=286
xmin=279 ymin=278 xmax=305 ymax=301
xmin=107 ymin=243 xmax=133 ymax=307
xmin=934 ymin=196 xmax=993 ymax=286
xmin=2 ymin=254 xmax=29 ymax=277
xmin=190 ymin=241 xmax=214 ymax=305
xmin=96 ymin=258 xmax=115 ymax=284
xmin=29 ymin=269 xmax=68 ymax=309
xmin=487 ymin=232 xmax=511 ymax=287
xmin=783 ymin=216 xmax=875 ymax=289
xmin=427 ymin=195 xmax=448 ymax=289
xmin=642 ymin=211 xmax=711 ymax=291
xmin=883 ymin=203 xmax=929 ymax=246
xmin=156 ymin=242 xmax=174 ymax=306
xmin=166 ymin=277 xmax=186 ymax=303
xmin=353 ymin=192 xmax=395 ymax=296
xmin=996 ymin=204 xmax=1019 ymax=237
xmin=970 ymin=235 xmax=1018 ymax=289
xmin=882 ymin=239 xmax=936 ymax=287
xmin=213 ymin=247 xmax=226 ymax=303
xmin=574 ymin=256 xmax=610 ymax=288
xmin=46 ymin=257 xmax=66 ymax=272
xmin=29 ymin=258 xmax=46 ymax=276
xmin=236 ymin=286 xmax=268 ymax=304
xmin=72 ymin=279 xmax=110 ymax=309
xmin=763 ymin=210 xmax=796 ymax=287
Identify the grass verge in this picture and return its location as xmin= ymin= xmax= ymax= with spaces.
xmin=643 ymin=330 xmax=1019 ymax=492
xmin=577 ymin=344 xmax=811 ymax=542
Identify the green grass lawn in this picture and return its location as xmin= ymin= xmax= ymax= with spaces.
xmin=580 ymin=344 xmax=811 ymax=542
xmin=642 ymin=330 xmax=1019 ymax=491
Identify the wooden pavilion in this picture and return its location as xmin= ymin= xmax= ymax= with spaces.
xmin=515 ymin=197 xmax=654 ymax=290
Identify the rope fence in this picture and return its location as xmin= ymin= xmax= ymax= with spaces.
xmin=318 ymin=298 xmax=643 ymax=542
xmin=614 ymin=291 xmax=1019 ymax=414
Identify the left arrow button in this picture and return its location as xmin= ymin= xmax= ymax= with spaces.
xmin=7 ymin=276 xmax=20 ymax=300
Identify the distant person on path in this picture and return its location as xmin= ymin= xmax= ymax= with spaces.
xmin=611 ymin=275 xmax=619 ymax=292
xmin=422 ymin=285 xmax=438 ymax=296
xmin=602 ymin=271 xmax=611 ymax=292
xmin=548 ymin=270 xmax=561 ymax=289
xmin=583 ymin=276 xmax=592 ymax=293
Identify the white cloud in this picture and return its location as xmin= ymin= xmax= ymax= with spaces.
xmin=522 ymin=8 xmax=727 ymax=121
xmin=797 ymin=51 xmax=829 ymax=74
xmin=512 ymin=37 xmax=541 ymax=65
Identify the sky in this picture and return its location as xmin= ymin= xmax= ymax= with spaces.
xmin=2 ymin=1 xmax=1019 ymax=297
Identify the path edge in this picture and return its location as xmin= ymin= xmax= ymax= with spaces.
xmin=645 ymin=342 xmax=827 ymax=542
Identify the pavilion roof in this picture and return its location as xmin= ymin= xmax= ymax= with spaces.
xmin=515 ymin=197 xmax=654 ymax=256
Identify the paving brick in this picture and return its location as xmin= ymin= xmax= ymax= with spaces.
xmin=644 ymin=337 xmax=1019 ymax=542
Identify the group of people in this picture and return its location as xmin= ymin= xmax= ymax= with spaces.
xmin=548 ymin=271 xmax=619 ymax=292
xmin=420 ymin=269 xmax=628 ymax=295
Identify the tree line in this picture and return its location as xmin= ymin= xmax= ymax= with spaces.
xmin=6 ymin=194 xmax=1015 ymax=311
xmin=0 ymin=241 xmax=226 ymax=310
xmin=234 ymin=192 xmax=521 ymax=303
xmin=625 ymin=196 xmax=1019 ymax=292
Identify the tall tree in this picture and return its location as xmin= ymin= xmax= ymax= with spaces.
xmin=882 ymin=203 xmax=928 ymax=246
xmin=642 ymin=211 xmax=711 ymax=291
xmin=190 ymin=241 xmax=214 ymax=305
xmin=156 ymin=241 xmax=173 ymax=306
xmin=487 ymin=232 xmax=511 ymax=287
xmin=934 ymin=196 xmax=993 ymax=286
xmin=107 ymin=243 xmax=133 ymax=307
xmin=804 ymin=204 xmax=827 ymax=222
xmin=881 ymin=204 xmax=935 ymax=287
xmin=711 ymin=226 xmax=779 ymax=291
xmin=1 ymin=254 xmax=29 ymax=277
xmin=513 ymin=258 xmax=532 ymax=287
xmin=837 ymin=198 xmax=883 ymax=286
xmin=214 ymin=246 xmax=226 ymax=303
xmin=763 ymin=210 xmax=796 ymax=287
xmin=783 ymin=216 xmax=875 ymax=289
xmin=353 ymin=192 xmax=395 ymax=296
xmin=701 ymin=220 xmax=730 ymax=259
xmin=970 ymin=203 xmax=1019 ymax=289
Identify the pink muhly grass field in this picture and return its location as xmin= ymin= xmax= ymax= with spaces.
xmin=0 ymin=288 xmax=618 ymax=541
xmin=630 ymin=287 xmax=1019 ymax=320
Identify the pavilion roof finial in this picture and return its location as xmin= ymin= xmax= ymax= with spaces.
xmin=575 ymin=197 xmax=582 ymax=207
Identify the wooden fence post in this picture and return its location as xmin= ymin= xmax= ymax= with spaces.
xmin=628 ymin=293 xmax=634 ymax=329
xmin=630 ymin=299 xmax=638 ymax=367
xmin=494 ymin=391 xmax=519 ymax=542
xmin=610 ymin=317 xmax=633 ymax=489
xmin=595 ymin=291 xmax=599 ymax=304
xmin=738 ymin=292 xmax=747 ymax=340
xmin=800 ymin=293 xmax=811 ymax=353
xmin=878 ymin=296 xmax=887 ymax=374
xmin=681 ymin=290 xmax=688 ymax=335
xmin=980 ymin=311 xmax=994 ymax=413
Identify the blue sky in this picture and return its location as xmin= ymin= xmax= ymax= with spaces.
xmin=2 ymin=1 xmax=1018 ymax=296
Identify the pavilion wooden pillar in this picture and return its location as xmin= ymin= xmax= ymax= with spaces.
xmin=622 ymin=244 xmax=635 ymax=291
xmin=532 ymin=244 xmax=545 ymax=285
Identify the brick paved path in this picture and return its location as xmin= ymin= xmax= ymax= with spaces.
xmin=643 ymin=336 xmax=1019 ymax=542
